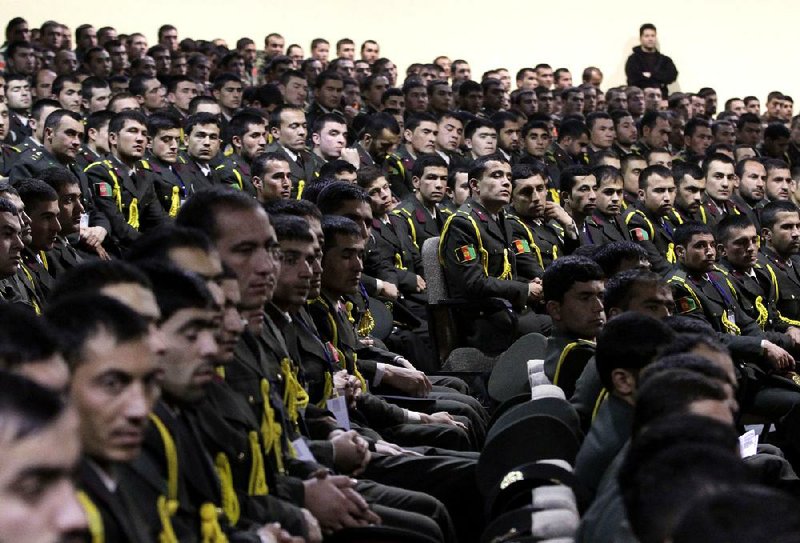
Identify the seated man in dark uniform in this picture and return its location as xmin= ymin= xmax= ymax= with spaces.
xmin=439 ymin=153 xmax=552 ymax=353
xmin=759 ymin=201 xmax=800 ymax=327
xmin=393 ymin=153 xmax=453 ymax=248
xmin=581 ymin=165 xmax=631 ymax=247
xmin=542 ymin=255 xmax=605 ymax=397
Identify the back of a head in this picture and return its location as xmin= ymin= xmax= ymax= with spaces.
xmin=0 ymin=371 xmax=65 ymax=443
xmin=125 ymin=225 xmax=213 ymax=265
xmin=49 ymin=260 xmax=151 ymax=305
xmin=136 ymin=263 xmax=214 ymax=321
xmin=671 ymin=485 xmax=800 ymax=543
xmin=542 ymin=255 xmax=604 ymax=303
xmin=175 ymin=187 xmax=260 ymax=241
xmin=596 ymin=312 xmax=674 ymax=390
xmin=316 ymin=181 xmax=369 ymax=215
xmin=0 ymin=304 xmax=60 ymax=372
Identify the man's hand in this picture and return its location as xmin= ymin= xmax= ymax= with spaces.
xmin=375 ymin=439 xmax=423 ymax=457
xmin=382 ymin=365 xmax=432 ymax=397
xmin=528 ymin=278 xmax=543 ymax=302
xmin=763 ymin=340 xmax=794 ymax=371
xmin=80 ymin=225 xmax=107 ymax=247
xmin=330 ymin=430 xmax=371 ymax=475
xmin=544 ymin=202 xmax=577 ymax=237
xmin=258 ymin=522 xmax=307 ymax=543
xmin=299 ymin=509 xmax=323 ymax=543
xmin=340 ymin=148 xmax=361 ymax=170
xmin=303 ymin=473 xmax=379 ymax=532
xmin=415 ymin=274 xmax=426 ymax=292
xmin=420 ymin=411 xmax=468 ymax=431
xmin=786 ymin=327 xmax=800 ymax=347
xmin=378 ymin=281 xmax=400 ymax=300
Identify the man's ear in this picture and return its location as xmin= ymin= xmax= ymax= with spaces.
xmin=411 ymin=175 xmax=420 ymax=191
xmin=545 ymin=299 xmax=562 ymax=321
xmin=607 ymin=306 xmax=622 ymax=319
xmin=638 ymin=188 xmax=645 ymax=201
xmin=469 ymin=177 xmax=480 ymax=195
xmin=361 ymin=133 xmax=373 ymax=148
xmin=674 ymin=243 xmax=686 ymax=261
xmin=403 ymin=128 xmax=413 ymax=145
xmin=761 ymin=227 xmax=772 ymax=243
xmin=716 ymin=242 xmax=726 ymax=258
xmin=81 ymin=98 xmax=90 ymax=111
xmin=611 ymin=368 xmax=636 ymax=396
xmin=464 ymin=138 xmax=474 ymax=150
xmin=270 ymin=126 xmax=281 ymax=141
xmin=311 ymin=132 xmax=321 ymax=147
xmin=231 ymin=135 xmax=242 ymax=150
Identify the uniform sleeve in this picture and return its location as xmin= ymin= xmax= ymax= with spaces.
xmin=441 ymin=216 xmax=528 ymax=308
xmin=139 ymin=174 xmax=170 ymax=231
xmin=625 ymin=212 xmax=671 ymax=276
xmin=86 ymin=165 xmax=141 ymax=246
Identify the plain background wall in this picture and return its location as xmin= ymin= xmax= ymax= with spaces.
xmin=5 ymin=0 xmax=795 ymax=113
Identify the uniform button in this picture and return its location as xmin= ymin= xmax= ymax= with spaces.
xmin=248 ymin=395 xmax=255 ymax=404
xmin=238 ymin=452 xmax=245 ymax=461
xmin=277 ymin=374 xmax=283 ymax=382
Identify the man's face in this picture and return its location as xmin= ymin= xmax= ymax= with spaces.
xmin=10 ymin=46 xmax=36 ymax=75
xmin=274 ymin=238 xmax=315 ymax=309
xmin=6 ymin=79 xmax=32 ymax=110
xmin=313 ymin=121 xmax=347 ymax=160
xmin=414 ymin=166 xmax=448 ymax=206
xmin=128 ymin=35 xmax=148 ymax=58
xmin=524 ymin=127 xmax=551 ymax=157
xmin=721 ymin=225 xmax=759 ymax=271
xmin=315 ymin=78 xmax=343 ymax=110
xmin=361 ymin=42 xmax=379 ymax=62
xmin=171 ymin=56 xmax=187 ymax=75
xmin=236 ymin=122 xmax=267 ymax=161
xmin=704 ymin=160 xmax=735 ymax=201
xmin=643 ymin=88 xmax=662 ymax=111
xmin=267 ymin=36 xmax=286 ymax=58
xmin=738 ymin=161 xmax=766 ymax=202
xmin=34 ymin=69 xmax=55 ymax=99
xmin=678 ymin=233 xmax=716 ymax=273
xmin=767 ymin=98 xmax=782 ymax=117
xmin=84 ymin=86 xmax=111 ymax=113
xmin=189 ymin=58 xmax=211 ymax=82
xmin=364 ymin=76 xmax=387 ymax=109
xmin=565 ymin=133 xmax=589 ymax=158
xmin=766 ymin=211 xmax=800 ymax=256
xmin=55 ymin=183 xmax=84 ymax=236
xmin=640 ymin=29 xmax=657 ymax=50
xmin=473 ymin=160 xmax=512 ymax=208
xmin=643 ymin=117 xmax=670 ymax=148
xmin=727 ymin=99 xmax=745 ymax=116
xmin=334 ymin=59 xmax=355 ymax=79
xmin=404 ymin=86 xmax=428 ymax=114
xmin=766 ymin=167 xmax=793 ymax=201
xmin=453 ymin=62 xmax=471 ymax=81
xmin=169 ymin=81 xmax=198 ymax=112
xmin=217 ymin=279 xmax=245 ymax=363
xmin=516 ymin=92 xmax=537 ymax=117
xmin=566 ymin=174 xmax=598 ymax=218
xmin=256 ymin=159 xmax=292 ymax=201
xmin=595 ymin=178 xmax=624 ymax=216
xmin=186 ymin=123 xmax=221 ymax=163
xmin=484 ymin=84 xmax=504 ymax=111
xmin=70 ymin=331 xmax=161 ymax=464
xmin=548 ymin=280 xmax=606 ymax=339
xmin=714 ymin=123 xmax=736 ymax=146
xmin=430 ymin=84 xmax=454 ymax=112
xmin=139 ymin=78 xmax=166 ymax=111
xmin=675 ymin=175 xmax=706 ymax=214
xmin=461 ymin=90 xmax=483 ymax=114
xmin=142 ymin=124 xmax=177 ymax=164
xmin=55 ymin=81 xmax=81 ymax=113
xmin=782 ymin=100 xmax=794 ymax=121
xmin=365 ymin=127 xmax=399 ymax=161
xmin=88 ymin=50 xmax=112 ymax=78
xmin=498 ymin=120 xmax=521 ymax=153
xmin=555 ymin=71 xmax=573 ymax=90
xmin=607 ymin=91 xmax=628 ymax=112
xmin=647 ymin=151 xmax=672 ymax=169
xmin=435 ymin=116 xmax=462 ymax=153
xmin=321 ymin=234 xmax=364 ymax=296
xmin=737 ymin=122 xmax=762 ymax=146
xmin=511 ymin=175 xmax=548 ymax=218
xmin=27 ymin=200 xmax=61 ymax=251
xmin=686 ymin=126 xmax=713 ymax=156
xmin=563 ymin=91 xmax=584 ymax=115
xmin=627 ymin=90 xmax=644 ymax=115
xmin=446 ymin=172 xmax=470 ymax=206
xmin=467 ymin=126 xmax=498 ymax=157
xmin=8 ymin=21 xmax=31 ymax=43
xmin=535 ymin=67 xmax=554 ymax=89
xmin=615 ymin=115 xmax=637 ymax=146
xmin=46 ymin=117 xmax=84 ymax=162
xmin=108 ymin=44 xmax=128 ymax=73
xmin=517 ymin=70 xmax=538 ymax=91
xmin=5 ymin=194 xmax=31 ymax=247
xmin=765 ymin=135 xmax=791 ymax=159
xmin=590 ymin=118 xmax=615 ymax=149
xmin=274 ymin=109 xmax=307 ymax=152
xmin=215 ymin=207 xmax=281 ymax=308
xmin=0 ymin=102 xmax=8 ymax=142
xmin=0 ymin=211 xmax=23 ymax=278
xmin=353 ymin=59 xmax=371 ymax=79
xmin=639 ymin=174 xmax=676 ymax=216
xmin=0 ymin=409 xmax=87 ymax=543
xmin=159 ymin=307 xmax=220 ymax=403
xmin=283 ymin=76 xmax=308 ymax=107
xmin=214 ymin=80 xmax=243 ymax=111
xmin=110 ymin=119 xmax=147 ymax=161
xmin=405 ymin=121 xmax=437 ymax=155
xmin=152 ymin=50 xmax=172 ymax=75
xmin=623 ymin=283 xmax=674 ymax=320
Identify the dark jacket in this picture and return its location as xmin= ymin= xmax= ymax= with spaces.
xmin=624 ymin=45 xmax=678 ymax=95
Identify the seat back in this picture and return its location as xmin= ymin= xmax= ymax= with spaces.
xmin=421 ymin=236 xmax=447 ymax=304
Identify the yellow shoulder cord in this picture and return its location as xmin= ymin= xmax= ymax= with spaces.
xmin=280 ymin=357 xmax=310 ymax=426
xmin=83 ymin=160 xmax=103 ymax=173
xmin=39 ymin=251 xmax=48 ymax=271
xmin=666 ymin=243 xmax=676 ymax=264
xmin=147 ymin=414 xmax=180 ymax=543
xmin=214 ymin=453 xmax=240 ymax=526
xmin=247 ymin=431 xmax=269 ymax=496
xmin=763 ymin=263 xmax=800 ymax=326
xmin=128 ymin=198 xmax=139 ymax=230
xmin=404 ymin=213 xmax=418 ymax=248
xmin=199 ymin=502 xmax=229 ymax=543
xmin=438 ymin=212 xmax=510 ymax=278
xmin=394 ymin=253 xmax=407 ymax=270
xmin=511 ymin=216 xmax=544 ymax=269
xmin=295 ymin=180 xmax=305 ymax=200
xmin=548 ymin=188 xmax=561 ymax=205
xmin=169 ymin=186 xmax=181 ymax=217
xmin=105 ymin=164 xmax=124 ymax=212
xmin=754 ymin=296 xmax=769 ymax=330
xmin=76 ymin=491 xmax=105 ymax=543
xmin=552 ymin=340 xmax=595 ymax=387
xmin=19 ymin=263 xmax=42 ymax=315
xmin=339 ymin=302 xmax=369 ymax=390
xmin=319 ymin=372 xmax=334 ymax=408
xmin=720 ymin=310 xmax=742 ymax=335
xmin=259 ymin=378 xmax=285 ymax=473
xmin=624 ymin=209 xmax=655 ymax=239
xmin=232 ymin=168 xmax=244 ymax=190
xmin=352 ymin=353 xmax=368 ymax=394
xmin=591 ymin=388 xmax=609 ymax=422
xmin=437 ymin=213 xmax=457 ymax=266
xmin=668 ymin=276 xmax=703 ymax=312
xmin=699 ymin=205 xmax=708 ymax=224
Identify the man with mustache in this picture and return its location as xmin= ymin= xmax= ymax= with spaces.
xmin=85 ymin=110 xmax=167 ymax=251
xmin=215 ymin=110 xmax=267 ymax=197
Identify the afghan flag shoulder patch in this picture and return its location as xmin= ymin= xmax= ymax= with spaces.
xmin=630 ymin=227 xmax=650 ymax=241
xmin=94 ymin=182 xmax=113 ymax=198
xmin=513 ymin=239 xmax=531 ymax=254
xmin=455 ymin=244 xmax=477 ymax=263
xmin=676 ymin=296 xmax=698 ymax=314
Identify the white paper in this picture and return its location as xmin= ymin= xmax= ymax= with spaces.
xmin=292 ymin=438 xmax=317 ymax=463
xmin=327 ymin=396 xmax=351 ymax=430
xmin=739 ymin=429 xmax=759 ymax=458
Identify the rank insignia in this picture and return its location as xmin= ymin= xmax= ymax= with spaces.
xmin=676 ymin=296 xmax=697 ymax=314
xmin=456 ymin=245 xmax=477 ymax=263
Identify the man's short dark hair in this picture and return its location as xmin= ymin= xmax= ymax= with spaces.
xmin=184 ymin=112 xmax=222 ymax=136
xmin=760 ymin=200 xmax=800 ymax=231
xmin=321 ymin=215 xmax=360 ymax=253
xmin=176 ymin=187 xmax=261 ymax=241
xmin=639 ymin=23 xmax=657 ymax=36
xmin=602 ymin=268 xmax=664 ymax=310
xmin=317 ymin=182 xmax=370 ymax=215
xmin=542 ymin=255 xmax=604 ymax=303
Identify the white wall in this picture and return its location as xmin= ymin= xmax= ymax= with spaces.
xmin=6 ymin=0 xmax=795 ymax=112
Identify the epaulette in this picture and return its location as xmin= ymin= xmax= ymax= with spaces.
xmin=139 ymin=159 xmax=151 ymax=170
xmin=29 ymin=151 xmax=42 ymax=161
xmin=83 ymin=160 xmax=104 ymax=172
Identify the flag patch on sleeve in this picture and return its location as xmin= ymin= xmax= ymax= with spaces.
xmin=676 ymin=296 xmax=697 ymax=314
xmin=94 ymin=182 xmax=113 ymax=198
xmin=513 ymin=239 xmax=531 ymax=254
xmin=630 ymin=227 xmax=650 ymax=241
xmin=455 ymin=245 xmax=477 ymax=263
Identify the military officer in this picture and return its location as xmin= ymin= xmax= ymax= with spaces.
xmin=266 ymin=105 xmax=318 ymax=199
xmin=215 ymin=109 xmax=266 ymax=197
xmin=581 ymin=165 xmax=631 ymax=247
xmin=393 ymin=154 xmax=453 ymax=249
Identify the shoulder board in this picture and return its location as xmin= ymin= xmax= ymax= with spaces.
xmin=215 ymin=164 xmax=227 ymax=170
xmin=84 ymin=160 xmax=104 ymax=172
xmin=139 ymin=159 xmax=151 ymax=170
